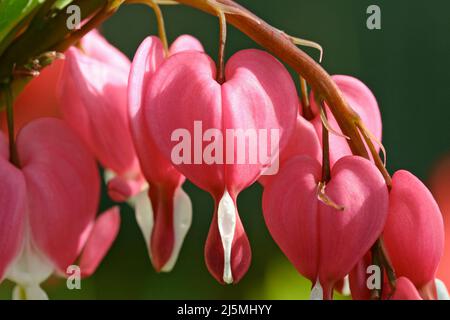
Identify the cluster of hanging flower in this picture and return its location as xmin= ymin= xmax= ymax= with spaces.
xmin=0 ymin=29 xmax=447 ymax=300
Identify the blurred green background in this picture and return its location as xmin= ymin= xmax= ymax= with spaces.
xmin=1 ymin=0 xmax=450 ymax=299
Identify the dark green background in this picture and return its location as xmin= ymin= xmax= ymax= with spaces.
xmin=1 ymin=0 xmax=449 ymax=299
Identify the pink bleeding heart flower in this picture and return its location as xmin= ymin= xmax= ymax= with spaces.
xmin=383 ymin=170 xmax=444 ymax=299
xmin=259 ymin=114 xmax=322 ymax=186
xmin=430 ymin=155 xmax=450 ymax=289
xmin=0 ymin=118 xmax=120 ymax=299
xmin=263 ymin=155 xmax=389 ymax=299
xmin=309 ymin=75 xmax=382 ymax=166
xmin=128 ymin=35 xmax=203 ymax=272
xmin=58 ymin=30 xmax=144 ymax=202
xmin=144 ymin=49 xmax=298 ymax=283
xmin=1 ymin=59 xmax=63 ymax=135
xmin=385 ymin=277 xmax=423 ymax=300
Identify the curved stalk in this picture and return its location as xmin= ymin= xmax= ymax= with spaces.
xmin=128 ymin=0 xmax=170 ymax=55
xmin=2 ymin=83 xmax=19 ymax=166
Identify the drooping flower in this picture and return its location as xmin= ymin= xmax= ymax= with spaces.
xmin=0 ymin=118 xmax=120 ymax=299
xmin=309 ymin=75 xmax=382 ymax=166
xmin=263 ymin=155 xmax=389 ymax=299
xmin=128 ymin=35 xmax=203 ymax=272
xmin=143 ymin=49 xmax=298 ymax=283
xmin=58 ymin=30 xmax=144 ymax=202
xmin=383 ymin=170 xmax=445 ymax=299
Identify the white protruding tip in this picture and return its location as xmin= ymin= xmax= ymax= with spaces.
xmin=310 ymin=280 xmax=324 ymax=300
xmin=133 ymin=187 xmax=192 ymax=273
xmin=217 ymin=190 xmax=237 ymax=284
xmin=435 ymin=278 xmax=450 ymax=300
xmin=12 ymin=284 xmax=48 ymax=300
xmin=133 ymin=189 xmax=154 ymax=248
xmin=161 ymin=187 xmax=193 ymax=272
xmin=341 ymin=275 xmax=351 ymax=296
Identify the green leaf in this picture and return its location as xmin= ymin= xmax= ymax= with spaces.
xmin=0 ymin=0 xmax=46 ymax=43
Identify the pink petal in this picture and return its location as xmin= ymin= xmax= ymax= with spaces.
xmin=348 ymin=253 xmax=372 ymax=300
xmin=318 ymin=156 xmax=389 ymax=288
xmin=60 ymin=47 xmax=139 ymax=177
xmin=128 ymin=36 xmax=183 ymax=185
xmin=205 ymin=191 xmax=251 ymax=284
xmin=389 ymin=277 xmax=423 ymax=300
xmin=222 ymin=49 xmax=298 ymax=192
xmin=0 ymin=134 xmax=26 ymax=281
xmin=80 ymin=30 xmax=131 ymax=74
xmin=169 ymin=34 xmax=204 ymax=55
xmin=310 ymin=75 xmax=382 ymax=166
xmin=79 ymin=207 xmax=121 ymax=277
xmin=147 ymin=186 xmax=176 ymax=272
xmin=383 ymin=170 xmax=444 ymax=289
xmin=17 ymin=118 xmax=100 ymax=272
xmin=146 ymin=49 xmax=297 ymax=193
xmin=145 ymin=50 xmax=223 ymax=193
xmin=0 ymin=130 xmax=8 ymax=159
xmin=107 ymin=174 xmax=146 ymax=203
xmin=128 ymin=36 xmax=188 ymax=270
xmin=263 ymin=156 xmax=321 ymax=282
xmin=259 ymin=115 xmax=322 ymax=186
xmin=263 ymin=155 xmax=389 ymax=297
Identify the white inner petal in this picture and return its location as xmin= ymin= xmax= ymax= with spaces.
xmin=310 ymin=279 xmax=324 ymax=300
xmin=6 ymin=228 xmax=53 ymax=286
xmin=217 ymin=190 xmax=237 ymax=284
xmin=132 ymin=188 xmax=154 ymax=253
xmin=161 ymin=187 xmax=193 ymax=272
xmin=341 ymin=275 xmax=351 ymax=296
xmin=12 ymin=284 xmax=48 ymax=300
xmin=6 ymin=225 xmax=53 ymax=299
xmin=103 ymin=169 xmax=116 ymax=184
xmin=435 ymin=278 xmax=450 ymax=300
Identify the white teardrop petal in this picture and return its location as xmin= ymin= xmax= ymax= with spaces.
xmin=341 ymin=275 xmax=351 ymax=296
xmin=310 ymin=279 xmax=324 ymax=300
xmin=6 ymin=229 xmax=53 ymax=288
xmin=12 ymin=284 xmax=49 ymax=300
xmin=217 ymin=190 xmax=236 ymax=284
xmin=161 ymin=187 xmax=193 ymax=272
xmin=133 ymin=188 xmax=154 ymax=248
xmin=435 ymin=278 xmax=450 ymax=300
xmin=103 ymin=169 xmax=116 ymax=185
xmin=12 ymin=285 xmax=26 ymax=300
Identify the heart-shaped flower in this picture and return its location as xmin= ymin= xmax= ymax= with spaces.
xmin=144 ymin=49 xmax=298 ymax=283
xmin=58 ymin=30 xmax=144 ymax=202
xmin=383 ymin=170 xmax=444 ymax=298
xmin=263 ymin=155 xmax=389 ymax=299
xmin=128 ymin=35 xmax=203 ymax=272
xmin=0 ymin=118 xmax=120 ymax=299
